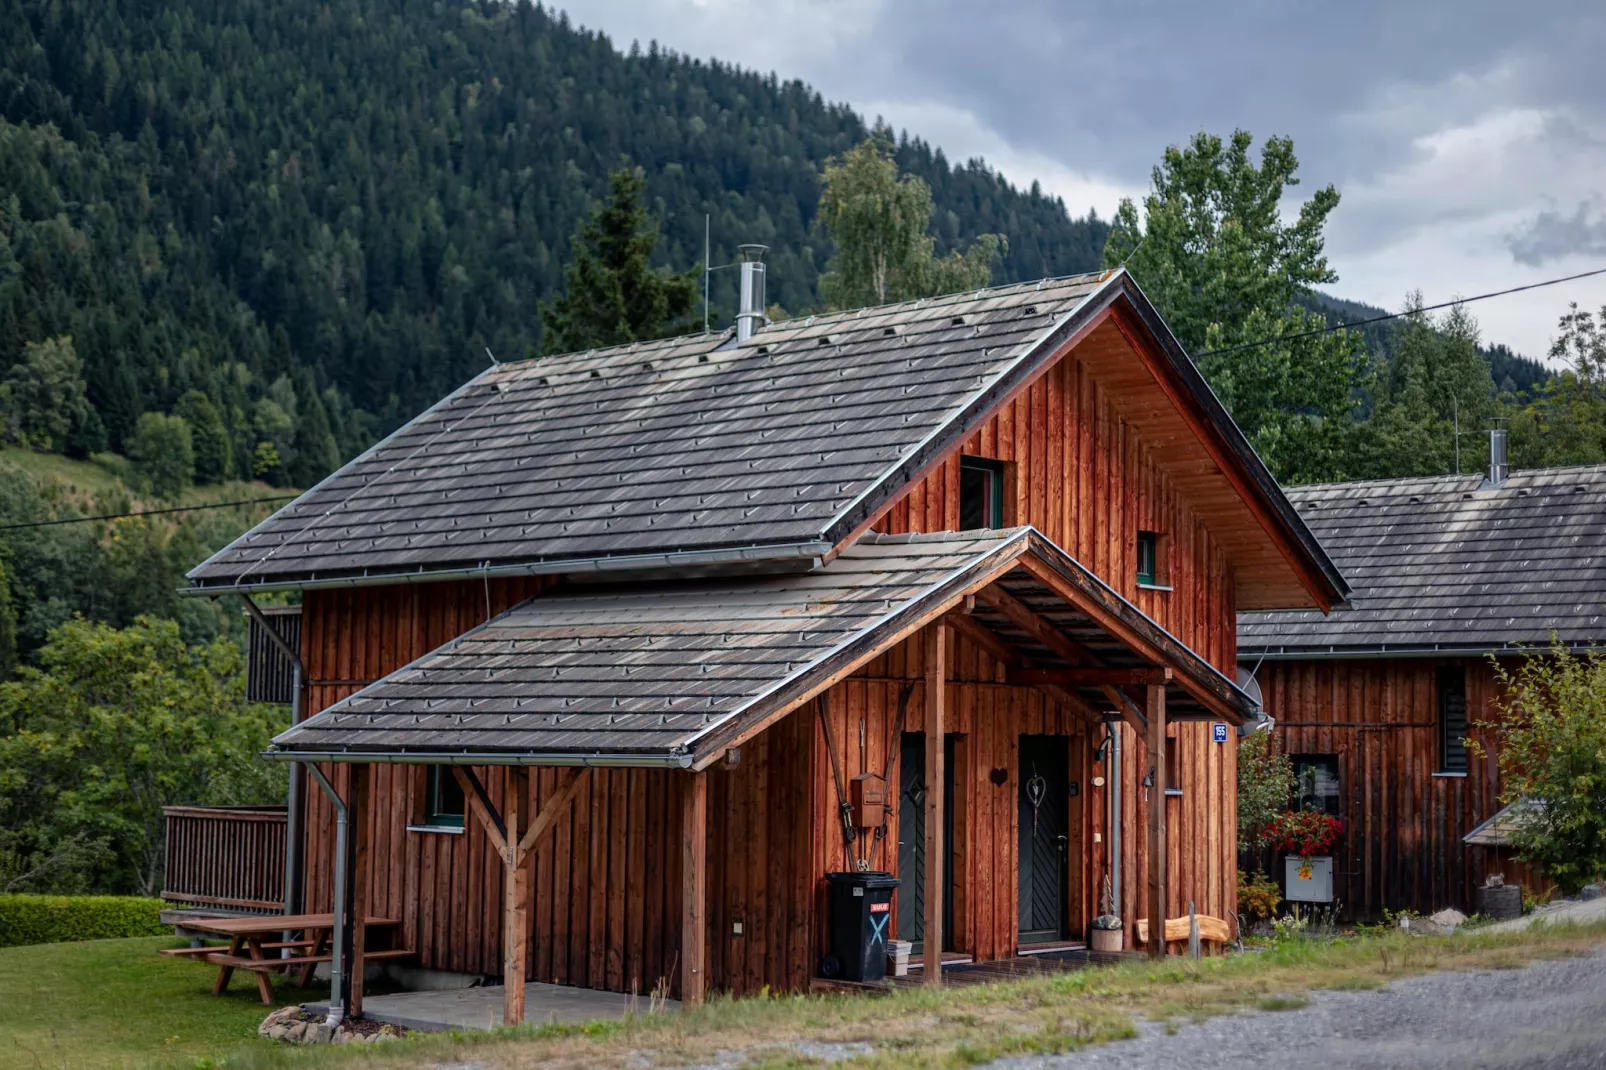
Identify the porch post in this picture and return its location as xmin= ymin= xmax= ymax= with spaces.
xmin=348 ymin=763 xmax=371 ymax=1016
xmin=503 ymin=767 xmax=529 ymax=1025
xmin=682 ymin=769 xmax=709 ymax=1005
xmin=1146 ymin=684 xmax=1166 ymax=959
xmin=923 ymin=623 xmax=947 ymax=985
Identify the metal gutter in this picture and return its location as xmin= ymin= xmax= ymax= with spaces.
xmin=303 ymin=763 xmax=348 ymax=1025
xmin=180 ymin=540 xmax=832 ymax=596
xmin=262 ymin=748 xmax=695 ymax=768
xmin=1238 ymin=641 xmax=1574 ymax=662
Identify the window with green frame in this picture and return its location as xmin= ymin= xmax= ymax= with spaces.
xmin=422 ymin=766 xmax=466 ymax=829
xmin=1136 ymin=531 xmax=1159 ymax=585
xmin=959 ymin=456 xmax=1005 ymax=530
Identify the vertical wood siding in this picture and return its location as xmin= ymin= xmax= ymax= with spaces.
xmin=1257 ymin=657 xmax=1539 ymax=916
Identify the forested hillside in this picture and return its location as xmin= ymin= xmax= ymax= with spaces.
xmin=0 ymin=0 xmax=1107 ymax=482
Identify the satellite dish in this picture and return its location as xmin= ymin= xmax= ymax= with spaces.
xmin=1235 ymin=667 xmax=1265 ymax=711
xmin=1235 ymin=667 xmax=1272 ymax=735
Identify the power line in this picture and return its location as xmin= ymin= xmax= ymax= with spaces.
xmin=1192 ymin=266 xmax=1606 ymax=359
xmin=0 ymin=495 xmax=296 ymax=533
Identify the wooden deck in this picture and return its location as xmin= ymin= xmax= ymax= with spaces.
xmin=811 ymin=945 xmax=1137 ymax=993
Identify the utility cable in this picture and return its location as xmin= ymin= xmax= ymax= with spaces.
xmin=0 ymin=495 xmax=296 ymax=533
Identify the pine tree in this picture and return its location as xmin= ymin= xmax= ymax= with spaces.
xmin=174 ymin=391 xmax=233 ymax=484
xmin=539 ymin=169 xmax=700 ymax=354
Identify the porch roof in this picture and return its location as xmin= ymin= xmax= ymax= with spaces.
xmin=265 ymin=527 xmax=1256 ymax=768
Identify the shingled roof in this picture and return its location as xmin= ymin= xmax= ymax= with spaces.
xmin=186 ymin=269 xmax=1343 ymax=606
xmin=266 ymin=527 xmax=1256 ymax=768
xmin=1239 ymin=465 xmax=1606 ymax=658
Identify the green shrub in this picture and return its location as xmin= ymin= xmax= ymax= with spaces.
xmin=0 ymin=894 xmax=167 ymax=948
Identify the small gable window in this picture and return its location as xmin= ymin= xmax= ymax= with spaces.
xmin=1136 ymin=530 xmax=1167 ymax=587
xmin=421 ymin=767 xmax=466 ymax=830
xmin=1293 ymin=755 xmax=1341 ymax=815
xmin=959 ymin=457 xmax=1005 ymax=530
xmin=1438 ymin=667 xmax=1469 ymax=774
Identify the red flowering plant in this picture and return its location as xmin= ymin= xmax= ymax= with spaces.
xmin=1267 ymin=809 xmax=1343 ymax=861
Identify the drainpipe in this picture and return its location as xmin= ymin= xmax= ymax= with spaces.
xmin=1105 ymin=715 xmax=1122 ymax=924
xmin=239 ymin=595 xmax=306 ymax=921
xmin=305 ymin=763 xmax=348 ymax=1026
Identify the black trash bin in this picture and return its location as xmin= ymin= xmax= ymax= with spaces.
xmin=822 ymin=871 xmax=900 ymax=982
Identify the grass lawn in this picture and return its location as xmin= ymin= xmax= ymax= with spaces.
xmin=0 ymin=936 xmax=325 ymax=1070
xmin=3 ymin=923 xmax=1603 ymax=1070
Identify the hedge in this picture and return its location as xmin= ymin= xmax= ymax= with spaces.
xmin=0 ymin=895 xmax=168 ymax=948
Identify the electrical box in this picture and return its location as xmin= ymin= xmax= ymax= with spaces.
xmin=849 ymin=773 xmax=887 ymax=828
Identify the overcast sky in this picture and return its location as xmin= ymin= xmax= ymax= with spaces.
xmin=557 ymin=0 xmax=1606 ymax=361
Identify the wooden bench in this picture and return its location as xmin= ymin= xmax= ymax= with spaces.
xmin=201 ymin=947 xmax=414 ymax=971
xmin=1135 ymin=913 xmax=1233 ymax=951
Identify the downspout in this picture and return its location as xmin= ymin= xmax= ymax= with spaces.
xmin=305 ymin=763 xmax=348 ymax=1026
xmin=1106 ymin=716 xmax=1122 ymax=925
xmin=239 ymin=595 xmax=305 ymax=920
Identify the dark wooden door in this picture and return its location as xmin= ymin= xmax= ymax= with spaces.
xmin=897 ymin=732 xmax=955 ymax=952
xmin=1017 ymin=734 xmax=1069 ymax=944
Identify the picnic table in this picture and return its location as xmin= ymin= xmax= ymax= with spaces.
xmin=159 ymin=912 xmax=407 ymax=1004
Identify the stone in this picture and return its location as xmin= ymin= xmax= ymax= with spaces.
xmin=1579 ymin=884 xmax=1602 ymax=902
xmin=1429 ymin=908 xmax=1468 ymax=930
xmin=1404 ymin=916 xmax=1448 ymax=936
xmin=284 ymin=1022 xmax=308 ymax=1043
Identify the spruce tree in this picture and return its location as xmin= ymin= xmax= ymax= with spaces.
xmin=540 ymin=168 xmax=699 ymax=354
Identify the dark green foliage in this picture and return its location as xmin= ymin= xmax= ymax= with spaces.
xmin=541 ymin=169 xmax=700 ymax=352
xmin=126 ymin=413 xmax=194 ymax=500
xmin=173 ymin=392 xmax=231 ymax=485
xmin=0 ymin=895 xmax=166 ymax=947
xmin=1104 ymin=131 xmax=1368 ymax=483
xmin=0 ymin=0 xmax=1104 ymax=480
xmin=0 ymin=617 xmax=287 ymax=895
xmin=0 ymin=337 xmax=92 ymax=454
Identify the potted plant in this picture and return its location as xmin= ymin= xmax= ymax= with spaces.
xmin=1268 ymin=810 xmax=1343 ymax=903
xmin=1089 ymin=875 xmax=1123 ymax=952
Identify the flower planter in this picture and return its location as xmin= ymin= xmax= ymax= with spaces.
xmin=1089 ymin=926 xmax=1124 ymax=953
xmin=1284 ymin=855 xmax=1334 ymax=903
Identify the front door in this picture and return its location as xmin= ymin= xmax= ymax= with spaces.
xmin=1018 ymin=734 xmax=1069 ymax=944
xmin=897 ymin=732 xmax=955 ymax=952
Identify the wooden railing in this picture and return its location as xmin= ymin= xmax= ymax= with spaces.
xmin=162 ymin=805 xmax=287 ymax=912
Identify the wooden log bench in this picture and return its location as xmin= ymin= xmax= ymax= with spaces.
xmin=1135 ymin=913 xmax=1233 ymax=953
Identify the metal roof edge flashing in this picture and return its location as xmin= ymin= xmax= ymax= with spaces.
xmin=180 ymin=539 xmax=834 ymax=596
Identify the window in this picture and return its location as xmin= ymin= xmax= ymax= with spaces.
xmin=1438 ymin=666 xmax=1469 ymax=773
xmin=1163 ymin=726 xmax=1182 ymax=796
xmin=1292 ymin=755 xmax=1340 ymax=815
xmin=959 ymin=457 xmax=1006 ymax=530
xmin=421 ymin=766 xmax=466 ymax=829
xmin=1136 ymin=530 xmax=1167 ymax=587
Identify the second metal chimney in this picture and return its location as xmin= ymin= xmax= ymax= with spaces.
xmin=736 ymin=244 xmax=768 ymax=342
xmin=1488 ymin=425 xmax=1509 ymax=487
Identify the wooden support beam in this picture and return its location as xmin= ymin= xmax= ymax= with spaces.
xmin=452 ymin=766 xmax=507 ymax=857
xmin=503 ymin=766 xmax=529 ymax=1025
xmin=975 ymin=583 xmax=1146 ymax=732
xmin=944 ymin=612 xmax=1104 ymax=726
xmin=348 ymin=764 xmax=371 ymax=1018
xmin=681 ymin=770 xmax=708 ymax=1005
xmin=1146 ymin=683 xmax=1167 ymax=960
xmin=517 ymin=767 xmax=590 ymax=858
xmin=923 ymin=623 xmax=947 ymax=986
xmin=1007 ymin=667 xmax=1172 ymax=687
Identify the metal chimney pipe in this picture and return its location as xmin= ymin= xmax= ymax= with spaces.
xmin=1489 ymin=426 xmax=1509 ymax=486
xmin=735 ymin=244 xmax=768 ymax=342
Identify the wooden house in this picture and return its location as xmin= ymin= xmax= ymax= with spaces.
xmin=185 ymin=268 xmax=1346 ymax=1022
xmin=1238 ymin=452 xmax=1603 ymax=917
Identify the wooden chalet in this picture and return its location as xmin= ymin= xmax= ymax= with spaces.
xmin=185 ymin=267 xmax=1346 ymax=1023
xmin=1239 ymin=449 xmax=1603 ymax=917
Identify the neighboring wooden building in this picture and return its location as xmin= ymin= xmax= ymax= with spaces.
xmin=188 ymin=268 xmax=1345 ymax=1021
xmin=1238 ymin=456 xmax=1602 ymax=917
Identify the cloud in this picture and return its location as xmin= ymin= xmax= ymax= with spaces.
xmin=1508 ymin=201 xmax=1606 ymax=266
xmin=553 ymin=0 xmax=1606 ymax=357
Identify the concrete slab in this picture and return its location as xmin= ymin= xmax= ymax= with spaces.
xmin=309 ymin=983 xmax=680 ymax=1032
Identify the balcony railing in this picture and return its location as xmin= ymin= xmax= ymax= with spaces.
xmin=162 ymin=805 xmax=287 ymax=912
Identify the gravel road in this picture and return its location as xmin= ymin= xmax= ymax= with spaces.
xmin=990 ymin=942 xmax=1606 ymax=1070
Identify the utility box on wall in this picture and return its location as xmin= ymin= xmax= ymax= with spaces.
xmin=1284 ymin=855 xmax=1334 ymax=903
